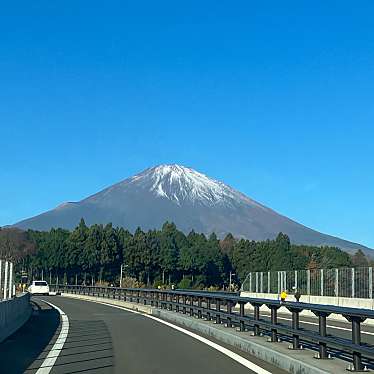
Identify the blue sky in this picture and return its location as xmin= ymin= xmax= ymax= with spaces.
xmin=1 ymin=2 xmax=373 ymax=248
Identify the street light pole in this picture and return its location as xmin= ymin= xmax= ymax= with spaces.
xmin=120 ymin=264 xmax=129 ymax=288
xmin=229 ymin=271 xmax=236 ymax=291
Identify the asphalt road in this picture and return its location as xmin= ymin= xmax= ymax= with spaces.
xmin=0 ymin=296 xmax=286 ymax=374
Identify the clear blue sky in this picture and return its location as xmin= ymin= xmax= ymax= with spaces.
xmin=1 ymin=2 xmax=373 ymax=248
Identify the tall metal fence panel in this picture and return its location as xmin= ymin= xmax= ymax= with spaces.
xmin=241 ymin=266 xmax=374 ymax=299
xmin=0 ymin=259 xmax=15 ymax=301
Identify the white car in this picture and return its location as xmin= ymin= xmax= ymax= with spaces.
xmin=28 ymin=280 xmax=50 ymax=295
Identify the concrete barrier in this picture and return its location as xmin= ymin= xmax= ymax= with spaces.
xmin=0 ymin=293 xmax=32 ymax=343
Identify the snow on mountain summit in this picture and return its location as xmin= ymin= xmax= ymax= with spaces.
xmin=126 ymin=164 xmax=258 ymax=207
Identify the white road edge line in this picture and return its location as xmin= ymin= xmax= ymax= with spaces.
xmin=36 ymin=300 xmax=70 ymax=374
xmin=77 ymin=298 xmax=272 ymax=374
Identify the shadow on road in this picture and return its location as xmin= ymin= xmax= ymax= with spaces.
xmin=44 ymin=319 xmax=114 ymax=373
xmin=0 ymin=300 xmax=60 ymax=374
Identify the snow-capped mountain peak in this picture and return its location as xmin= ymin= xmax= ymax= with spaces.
xmin=13 ymin=164 xmax=372 ymax=255
xmin=130 ymin=164 xmax=240 ymax=206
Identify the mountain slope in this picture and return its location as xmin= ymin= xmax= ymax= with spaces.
xmin=13 ymin=164 xmax=371 ymax=254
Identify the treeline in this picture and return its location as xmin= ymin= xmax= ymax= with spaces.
xmin=2 ymin=219 xmax=369 ymax=289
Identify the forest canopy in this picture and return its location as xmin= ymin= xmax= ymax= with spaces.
xmin=0 ymin=220 xmax=366 ymax=289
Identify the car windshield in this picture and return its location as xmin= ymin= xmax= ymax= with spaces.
xmin=34 ymin=281 xmax=48 ymax=286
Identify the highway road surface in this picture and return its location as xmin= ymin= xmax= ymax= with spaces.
xmin=0 ymin=296 xmax=287 ymax=374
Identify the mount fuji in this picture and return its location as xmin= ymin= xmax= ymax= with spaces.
xmin=13 ymin=164 xmax=370 ymax=254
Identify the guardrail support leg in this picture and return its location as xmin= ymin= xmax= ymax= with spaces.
xmin=343 ymin=315 xmax=366 ymax=371
xmin=190 ymin=297 xmax=194 ymax=317
xmin=317 ymin=313 xmax=328 ymax=359
xmin=216 ymin=299 xmax=221 ymax=324
xmin=226 ymin=301 xmax=232 ymax=327
xmin=207 ymin=298 xmax=211 ymax=321
xmin=176 ymin=295 xmax=179 ymax=312
xmin=198 ymin=297 xmax=202 ymax=319
xmin=239 ymin=302 xmax=245 ymax=332
xmin=352 ymin=317 xmax=363 ymax=371
xmin=253 ymin=304 xmax=260 ymax=336
xmin=270 ymin=306 xmax=278 ymax=342
xmin=182 ymin=296 xmax=186 ymax=314
xmin=291 ymin=310 xmax=300 ymax=349
xmin=169 ymin=294 xmax=173 ymax=311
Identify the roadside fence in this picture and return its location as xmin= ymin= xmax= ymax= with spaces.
xmin=241 ymin=266 xmax=374 ymax=299
xmin=0 ymin=259 xmax=15 ymax=301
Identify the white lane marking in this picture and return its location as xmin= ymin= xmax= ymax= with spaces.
xmin=261 ymin=313 xmax=374 ymax=336
xmin=74 ymin=298 xmax=272 ymax=374
xmin=36 ymin=300 xmax=70 ymax=374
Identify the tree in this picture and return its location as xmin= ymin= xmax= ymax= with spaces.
xmin=83 ymin=224 xmax=103 ymax=284
xmin=0 ymin=228 xmax=35 ymax=262
xmin=66 ymin=218 xmax=89 ymax=282
xmin=352 ymin=249 xmax=368 ymax=267
xmin=159 ymin=222 xmax=179 ymax=284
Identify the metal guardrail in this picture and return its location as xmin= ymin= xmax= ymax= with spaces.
xmin=51 ymin=284 xmax=374 ymax=372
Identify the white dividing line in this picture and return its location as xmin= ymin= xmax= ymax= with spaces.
xmin=36 ymin=300 xmax=70 ymax=374
xmin=261 ymin=313 xmax=374 ymax=336
xmin=78 ymin=299 xmax=272 ymax=374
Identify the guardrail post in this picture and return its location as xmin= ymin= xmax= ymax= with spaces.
xmin=352 ymin=317 xmax=363 ymax=371
xmin=182 ymin=295 xmax=186 ymax=314
xmin=175 ymin=294 xmax=179 ymax=311
xmin=162 ymin=292 xmax=166 ymax=309
xmin=226 ymin=300 xmax=232 ymax=327
xmin=215 ymin=299 xmax=221 ymax=324
xmin=312 ymin=311 xmax=330 ymax=359
xmin=253 ymin=303 xmax=260 ymax=336
xmin=288 ymin=307 xmax=301 ymax=350
xmin=269 ymin=305 xmax=279 ymax=342
xmin=171 ymin=293 xmax=174 ymax=310
xmin=206 ymin=298 xmax=211 ymax=320
xmin=267 ymin=271 xmax=271 ymax=293
xmin=189 ymin=296 xmax=194 ymax=317
xmin=343 ymin=315 xmax=366 ymax=371
xmin=239 ymin=302 xmax=245 ymax=332
xmin=197 ymin=297 xmax=202 ymax=318
xmin=154 ymin=291 xmax=158 ymax=307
